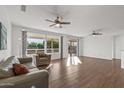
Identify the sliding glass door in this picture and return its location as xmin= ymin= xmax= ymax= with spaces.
xmin=68 ymin=40 xmax=78 ymax=56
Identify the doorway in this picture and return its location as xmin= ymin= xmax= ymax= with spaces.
xmin=67 ymin=39 xmax=82 ymax=66
xmin=68 ymin=40 xmax=78 ymax=56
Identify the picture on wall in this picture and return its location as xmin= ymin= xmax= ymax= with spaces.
xmin=0 ymin=22 xmax=7 ymax=50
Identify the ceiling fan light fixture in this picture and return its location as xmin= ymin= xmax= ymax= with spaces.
xmin=55 ymin=24 xmax=60 ymax=27
xmin=92 ymin=34 xmax=96 ymax=37
xmin=45 ymin=16 xmax=71 ymax=28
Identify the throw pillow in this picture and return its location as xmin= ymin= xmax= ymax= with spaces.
xmin=13 ymin=64 xmax=29 ymax=75
xmin=0 ymin=56 xmax=20 ymax=79
xmin=0 ymin=56 xmax=20 ymax=69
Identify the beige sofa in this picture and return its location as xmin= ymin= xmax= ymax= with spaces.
xmin=0 ymin=69 xmax=49 ymax=88
xmin=0 ymin=57 xmax=49 ymax=88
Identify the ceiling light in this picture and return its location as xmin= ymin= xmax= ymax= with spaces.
xmin=22 ymin=29 xmax=26 ymax=31
xmin=55 ymin=24 xmax=60 ymax=27
xmin=92 ymin=34 xmax=96 ymax=37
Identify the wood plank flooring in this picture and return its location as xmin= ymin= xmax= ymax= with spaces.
xmin=49 ymin=56 xmax=124 ymax=88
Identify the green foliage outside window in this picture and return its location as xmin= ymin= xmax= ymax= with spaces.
xmin=47 ymin=39 xmax=59 ymax=49
xmin=37 ymin=42 xmax=44 ymax=49
xmin=27 ymin=42 xmax=44 ymax=49
xmin=53 ymin=40 xmax=59 ymax=48
xmin=47 ymin=40 xmax=52 ymax=48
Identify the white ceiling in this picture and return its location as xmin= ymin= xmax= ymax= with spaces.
xmin=5 ymin=5 xmax=124 ymax=37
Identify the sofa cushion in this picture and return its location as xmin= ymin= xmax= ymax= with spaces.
xmin=28 ymin=68 xmax=39 ymax=72
xmin=18 ymin=57 xmax=36 ymax=69
xmin=13 ymin=64 xmax=29 ymax=75
xmin=39 ymin=57 xmax=48 ymax=61
xmin=38 ymin=53 xmax=47 ymax=57
xmin=0 ymin=68 xmax=14 ymax=79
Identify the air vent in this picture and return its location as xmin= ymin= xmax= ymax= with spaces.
xmin=21 ymin=5 xmax=26 ymax=12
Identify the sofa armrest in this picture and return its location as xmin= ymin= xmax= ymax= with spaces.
xmin=18 ymin=57 xmax=32 ymax=64
xmin=0 ymin=70 xmax=49 ymax=88
xmin=47 ymin=55 xmax=51 ymax=63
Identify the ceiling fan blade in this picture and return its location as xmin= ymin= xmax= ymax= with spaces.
xmin=92 ymin=33 xmax=103 ymax=35
xmin=84 ymin=34 xmax=92 ymax=37
xmin=45 ymin=19 xmax=55 ymax=23
xmin=95 ymin=28 xmax=104 ymax=32
xmin=97 ymin=33 xmax=103 ymax=35
xmin=60 ymin=22 xmax=71 ymax=24
xmin=21 ymin=5 xmax=26 ymax=12
xmin=49 ymin=24 xmax=57 ymax=27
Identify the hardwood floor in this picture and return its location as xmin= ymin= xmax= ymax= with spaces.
xmin=49 ymin=56 xmax=124 ymax=88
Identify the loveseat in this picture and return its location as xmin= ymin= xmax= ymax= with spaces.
xmin=0 ymin=57 xmax=49 ymax=88
xmin=0 ymin=69 xmax=49 ymax=88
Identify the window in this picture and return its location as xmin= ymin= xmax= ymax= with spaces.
xmin=53 ymin=39 xmax=59 ymax=52
xmin=46 ymin=35 xmax=59 ymax=53
xmin=26 ymin=32 xmax=60 ymax=55
xmin=47 ymin=39 xmax=52 ymax=53
xmin=27 ymin=38 xmax=45 ymax=54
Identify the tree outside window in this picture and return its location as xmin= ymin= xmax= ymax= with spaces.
xmin=47 ymin=38 xmax=59 ymax=53
xmin=26 ymin=34 xmax=59 ymax=54
xmin=27 ymin=38 xmax=45 ymax=54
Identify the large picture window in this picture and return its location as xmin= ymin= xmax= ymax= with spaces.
xmin=26 ymin=32 xmax=60 ymax=55
xmin=27 ymin=38 xmax=45 ymax=54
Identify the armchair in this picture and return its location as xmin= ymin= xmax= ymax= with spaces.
xmin=35 ymin=53 xmax=51 ymax=67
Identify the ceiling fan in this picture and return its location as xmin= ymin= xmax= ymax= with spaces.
xmin=91 ymin=31 xmax=103 ymax=35
xmin=88 ymin=28 xmax=103 ymax=36
xmin=45 ymin=16 xmax=71 ymax=28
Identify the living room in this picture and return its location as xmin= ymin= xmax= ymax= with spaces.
xmin=1 ymin=3 xmax=124 ymax=90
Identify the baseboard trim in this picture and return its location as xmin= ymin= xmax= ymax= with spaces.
xmin=51 ymin=56 xmax=121 ymax=62
xmin=112 ymin=58 xmax=121 ymax=61
xmin=80 ymin=56 xmax=113 ymax=61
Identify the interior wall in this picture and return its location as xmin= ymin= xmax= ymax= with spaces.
xmin=79 ymin=38 xmax=83 ymax=56
xmin=63 ymin=36 xmax=69 ymax=58
xmin=11 ymin=25 xmax=22 ymax=57
xmin=115 ymin=34 xmax=124 ymax=59
xmin=11 ymin=25 xmax=77 ymax=60
xmin=82 ymin=35 xmax=113 ymax=60
xmin=12 ymin=25 xmax=60 ymax=59
xmin=0 ymin=6 xmax=12 ymax=61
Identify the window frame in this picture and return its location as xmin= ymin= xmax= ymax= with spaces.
xmin=26 ymin=33 xmax=60 ymax=55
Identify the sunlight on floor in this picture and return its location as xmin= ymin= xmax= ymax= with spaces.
xmin=66 ymin=55 xmax=82 ymax=66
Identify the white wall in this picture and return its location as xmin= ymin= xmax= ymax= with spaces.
xmin=63 ymin=36 xmax=69 ymax=58
xmin=12 ymin=25 xmax=61 ymax=59
xmin=79 ymin=38 xmax=83 ymax=56
xmin=0 ymin=6 xmax=12 ymax=61
xmin=11 ymin=25 xmax=22 ymax=57
xmin=11 ymin=25 xmax=75 ymax=60
xmin=82 ymin=36 xmax=113 ymax=60
xmin=115 ymin=34 xmax=124 ymax=59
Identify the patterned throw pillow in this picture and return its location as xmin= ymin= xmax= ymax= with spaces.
xmin=13 ymin=64 xmax=29 ymax=75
